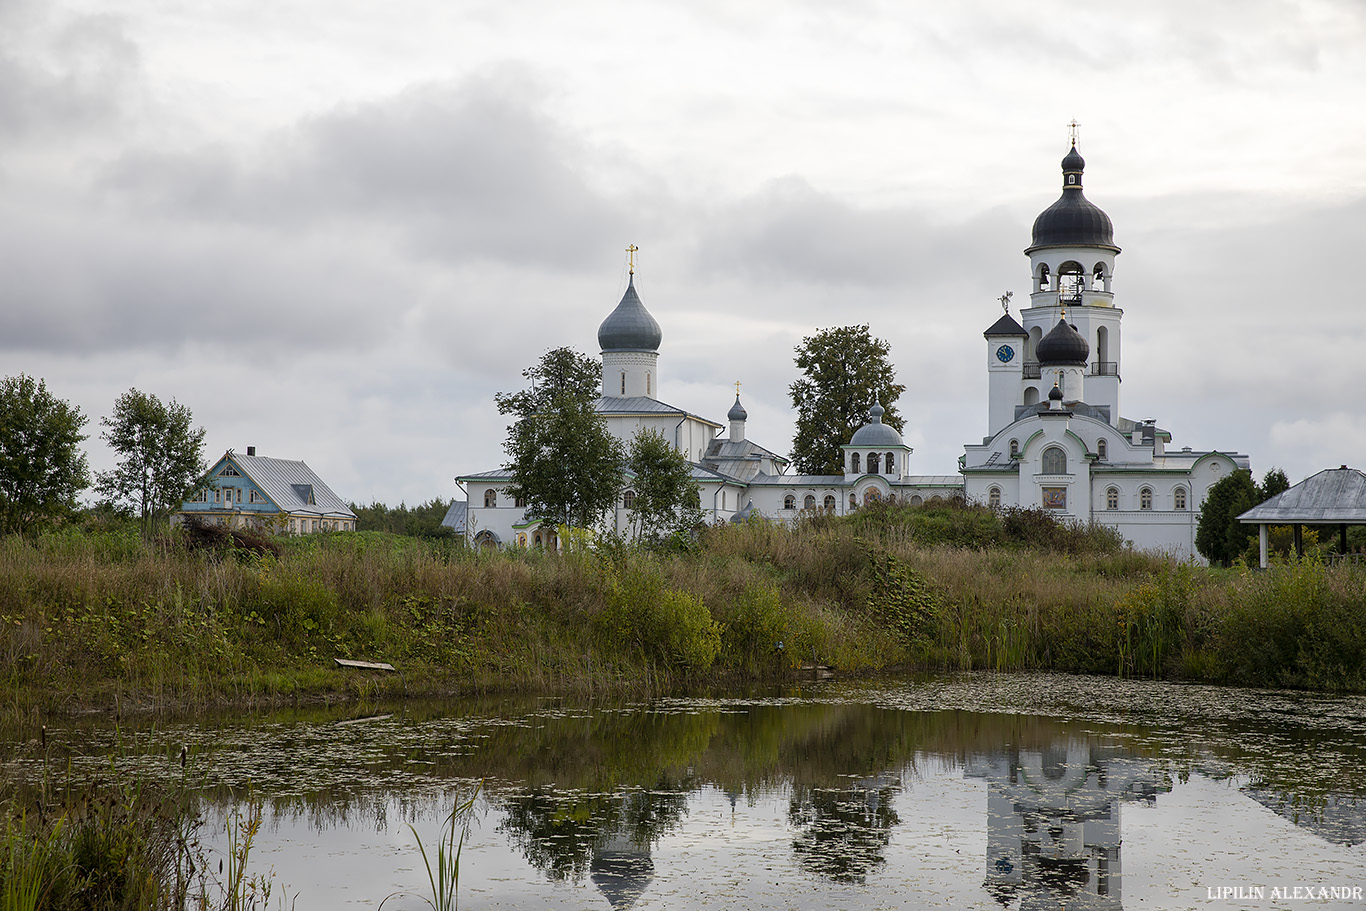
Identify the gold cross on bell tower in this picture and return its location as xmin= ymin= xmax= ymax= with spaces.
xmin=1068 ymin=119 xmax=1080 ymax=147
xmin=626 ymin=244 xmax=639 ymax=275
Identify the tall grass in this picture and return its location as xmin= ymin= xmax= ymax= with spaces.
xmin=3 ymin=504 xmax=1365 ymax=712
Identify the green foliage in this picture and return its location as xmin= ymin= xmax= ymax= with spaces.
xmin=0 ymin=374 xmax=90 ymax=537
xmin=1195 ymin=469 xmax=1259 ymax=566
xmin=866 ymin=554 xmax=940 ymax=653
xmin=498 ymin=349 xmax=623 ymax=530
xmin=788 ymin=325 xmax=905 ymax=475
xmin=350 ymin=499 xmax=455 ymax=538
xmin=594 ymin=559 xmax=721 ymax=672
xmin=717 ymin=582 xmax=791 ymax=672
xmin=95 ymin=389 xmax=207 ymax=535
xmin=382 ymin=784 xmax=481 ymax=911
xmin=625 ymin=429 xmax=703 ymax=545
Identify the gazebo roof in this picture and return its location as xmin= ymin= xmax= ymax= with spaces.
xmin=1238 ymin=466 xmax=1366 ymax=525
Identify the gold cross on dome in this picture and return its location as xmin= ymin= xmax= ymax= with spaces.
xmin=735 ymin=380 xmax=741 ymax=397
xmin=626 ymin=244 xmax=639 ymax=275
xmin=1068 ymin=119 xmax=1080 ymax=147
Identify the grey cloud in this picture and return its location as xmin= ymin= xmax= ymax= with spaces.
xmin=101 ymin=68 xmax=633 ymax=271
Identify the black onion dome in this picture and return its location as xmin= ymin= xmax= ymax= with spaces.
xmin=727 ymin=395 xmax=747 ymax=421
xmin=1027 ymin=145 xmax=1119 ymax=253
xmin=1048 ymin=382 xmax=1064 ymax=402
xmin=597 ymin=276 xmax=662 ymax=352
xmin=1036 ymin=318 xmax=1090 ymax=366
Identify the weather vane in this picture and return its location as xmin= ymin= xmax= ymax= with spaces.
xmin=1068 ymin=119 xmax=1080 ymax=147
xmin=999 ymin=290 xmax=1012 ymax=314
xmin=626 ymin=244 xmax=639 ymax=275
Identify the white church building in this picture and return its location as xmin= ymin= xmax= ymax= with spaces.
xmin=455 ymin=142 xmax=1248 ymax=559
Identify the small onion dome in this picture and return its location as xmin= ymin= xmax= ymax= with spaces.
xmin=1027 ymin=145 xmax=1119 ymax=253
xmin=727 ymin=395 xmax=747 ymax=421
xmin=597 ymin=275 xmax=662 ymax=352
xmin=849 ymin=400 xmax=903 ymax=447
xmin=1048 ymin=382 xmax=1064 ymax=402
xmin=1036 ymin=318 xmax=1090 ymax=366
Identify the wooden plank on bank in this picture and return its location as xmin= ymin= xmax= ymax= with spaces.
xmin=334 ymin=658 xmax=396 ymax=672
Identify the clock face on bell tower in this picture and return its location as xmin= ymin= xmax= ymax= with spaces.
xmin=996 ymin=344 xmax=1015 ymax=364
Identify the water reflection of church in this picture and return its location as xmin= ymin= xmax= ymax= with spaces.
xmin=967 ymin=740 xmax=1171 ymax=910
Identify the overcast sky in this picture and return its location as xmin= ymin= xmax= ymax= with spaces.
xmin=4 ymin=0 xmax=1365 ymax=507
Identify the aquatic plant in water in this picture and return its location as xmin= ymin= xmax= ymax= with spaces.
xmin=381 ymin=783 xmax=481 ymax=911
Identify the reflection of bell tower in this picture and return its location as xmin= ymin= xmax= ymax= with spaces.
xmin=966 ymin=740 xmax=1170 ymax=910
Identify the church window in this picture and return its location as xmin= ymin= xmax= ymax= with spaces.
xmin=484 ymin=489 xmax=497 ymax=508
xmin=910 ymin=495 xmax=922 ymax=506
xmin=804 ymin=494 xmax=816 ymax=510
xmin=851 ymin=452 xmax=860 ymax=474
xmin=823 ymin=495 xmax=836 ymax=511
xmin=988 ymin=487 xmax=1001 ymax=509
xmin=849 ymin=494 xmax=857 ymax=510
xmin=515 ymin=495 xmax=525 ymax=508
xmin=867 ymin=453 xmax=880 ymax=474
xmin=623 ymin=490 xmax=636 ymax=509
xmin=1009 ymin=439 xmax=1020 ymax=458
xmin=1093 ymin=262 xmax=1107 ymax=290
xmin=1068 ymin=174 xmax=1076 ymax=185
xmin=1037 ymin=263 xmax=1050 ymax=292
xmin=1174 ymin=487 xmax=1188 ymax=510
xmin=784 ymin=494 xmax=796 ymax=510
xmin=646 ymin=372 xmax=651 ymax=396
xmin=620 ymin=372 xmax=626 ymax=395
xmin=885 ymin=452 xmax=895 ymax=474
xmin=1097 ymin=439 xmax=1107 ymax=460
xmin=1042 ymin=446 xmax=1067 ymax=474
xmin=722 ymin=491 xmax=726 ymax=509
xmin=1059 ymin=261 xmax=1085 ymax=302
xmin=1140 ymin=487 xmax=1153 ymax=510
xmin=1106 ymin=487 xmax=1119 ymax=510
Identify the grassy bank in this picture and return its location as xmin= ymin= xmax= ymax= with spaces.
xmin=2 ymin=503 xmax=1365 ymax=716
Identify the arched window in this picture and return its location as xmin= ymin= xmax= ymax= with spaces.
xmin=1140 ymin=487 xmax=1153 ymax=510
xmin=885 ymin=452 xmax=895 ymax=474
xmin=623 ymin=490 xmax=636 ymax=509
xmin=910 ymin=495 xmax=923 ymax=506
xmin=1037 ymin=263 xmax=1050 ymax=292
xmin=1023 ymin=387 xmax=1040 ymax=406
xmin=1059 ymin=261 xmax=1085 ymax=301
xmin=823 ymin=495 xmax=836 ymax=510
xmin=1009 ymin=439 xmax=1020 ymax=458
xmin=851 ymin=452 xmax=860 ymax=474
xmin=484 ymin=489 xmax=497 ymax=508
xmin=1096 ymin=439 xmax=1107 ymax=460
xmin=1093 ymin=262 xmax=1107 ymax=290
xmin=849 ymin=494 xmax=857 ymax=510
xmin=784 ymin=494 xmax=796 ymax=510
xmin=1174 ymin=487 xmax=1188 ymax=510
xmin=1106 ymin=487 xmax=1119 ymax=510
xmin=620 ymin=371 xmax=626 ymax=395
xmin=646 ymin=373 xmax=651 ymax=395
xmin=1042 ymin=446 xmax=1067 ymax=474
xmin=804 ymin=494 xmax=816 ymax=510
xmin=867 ymin=453 xmax=880 ymax=474
xmin=988 ymin=486 xmax=1001 ymax=509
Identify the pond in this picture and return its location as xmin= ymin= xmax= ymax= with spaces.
xmin=5 ymin=673 xmax=1366 ymax=909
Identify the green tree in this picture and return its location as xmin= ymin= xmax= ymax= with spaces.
xmin=1195 ymin=469 xmax=1259 ymax=566
xmin=96 ymin=389 xmax=208 ymax=533
xmin=0 ymin=374 xmax=90 ymax=535
xmin=625 ymin=429 xmax=703 ymax=544
xmin=499 ymin=349 xmax=623 ymax=530
xmin=1259 ymin=467 xmax=1290 ymax=501
xmin=789 ymin=326 xmax=906 ymax=475
xmin=350 ymin=498 xmax=454 ymax=538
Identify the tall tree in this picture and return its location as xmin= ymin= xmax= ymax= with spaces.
xmin=625 ymin=429 xmax=703 ymax=544
xmin=788 ymin=325 xmax=906 ymax=475
xmin=96 ymin=389 xmax=208 ymax=533
xmin=500 ymin=349 xmax=623 ymax=530
xmin=1195 ymin=469 xmax=1259 ymax=566
xmin=0 ymin=375 xmax=90 ymax=536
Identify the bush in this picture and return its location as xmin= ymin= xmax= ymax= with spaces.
xmin=594 ymin=559 xmax=721 ymax=672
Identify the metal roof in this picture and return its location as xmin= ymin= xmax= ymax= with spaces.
xmin=983 ymin=313 xmax=1028 ymax=338
xmin=441 ymin=500 xmax=467 ymax=533
xmin=1239 ymin=467 xmax=1366 ymax=525
xmin=229 ymin=453 xmax=356 ymax=518
xmin=594 ymin=396 xmax=723 ymax=427
xmin=597 ymin=276 xmax=662 ymax=352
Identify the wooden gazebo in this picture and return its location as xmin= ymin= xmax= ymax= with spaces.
xmin=1238 ymin=466 xmax=1366 ymax=568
